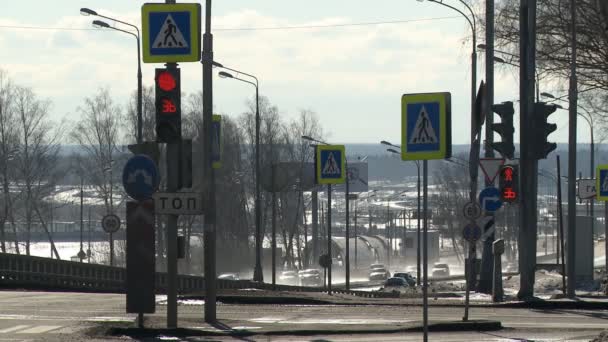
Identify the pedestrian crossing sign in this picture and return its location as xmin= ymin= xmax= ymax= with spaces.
xmin=401 ymin=92 xmax=451 ymax=160
xmin=142 ymin=3 xmax=201 ymax=63
xmin=315 ymin=145 xmax=346 ymax=185
xmin=596 ymin=165 xmax=608 ymax=201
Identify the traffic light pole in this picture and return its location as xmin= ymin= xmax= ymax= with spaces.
xmin=422 ymin=160 xmax=429 ymax=342
xmin=518 ymin=0 xmax=539 ymax=299
xmin=345 ymin=164 xmax=350 ymax=290
xmin=479 ymin=0 xmax=496 ymax=295
xmin=201 ymin=0 xmax=217 ymax=322
xmin=327 ymin=184 xmax=332 ymax=295
xmin=566 ymin=0 xmax=578 ymax=298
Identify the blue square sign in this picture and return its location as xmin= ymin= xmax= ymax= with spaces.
xmin=597 ymin=166 xmax=608 ymax=201
xmin=316 ymin=145 xmax=346 ymax=185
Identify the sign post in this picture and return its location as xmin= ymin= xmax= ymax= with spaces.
xmin=401 ymin=92 xmax=451 ymax=342
xmin=315 ymin=144 xmax=346 ymax=295
xmin=596 ymin=165 xmax=608 ymax=273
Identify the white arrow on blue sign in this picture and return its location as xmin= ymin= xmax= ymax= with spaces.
xmin=479 ymin=186 xmax=503 ymax=212
xmin=122 ymin=155 xmax=160 ymax=201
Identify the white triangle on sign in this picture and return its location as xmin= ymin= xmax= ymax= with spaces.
xmin=322 ymin=152 xmax=341 ymax=175
xmin=152 ymin=14 xmax=189 ymax=49
xmin=479 ymin=158 xmax=505 ymax=184
xmin=409 ymin=105 xmax=438 ymax=144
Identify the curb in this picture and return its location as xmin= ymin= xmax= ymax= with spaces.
xmin=102 ymin=320 xmax=502 ymax=338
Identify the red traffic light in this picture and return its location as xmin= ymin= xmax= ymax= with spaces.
xmin=157 ymin=71 xmax=177 ymax=92
xmin=501 ymin=166 xmax=514 ymax=181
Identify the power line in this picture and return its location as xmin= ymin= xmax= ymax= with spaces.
xmin=0 ymin=16 xmax=460 ymax=33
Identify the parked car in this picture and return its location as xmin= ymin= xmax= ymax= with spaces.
xmin=299 ymin=269 xmax=323 ymax=286
xmin=370 ymin=263 xmax=386 ymax=270
xmin=431 ymin=263 xmax=450 ymax=277
xmin=278 ymin=270 xmax=299 ymax=285
xmin=218 ymin=273 xmax=239 ymax=280
xmin=393 ymin=272 xmax=417 ymax=287
xmin=369 ymin=267 xmax=390 ymax=281
xmin=380 ymin=277 xmax=410 ymax=293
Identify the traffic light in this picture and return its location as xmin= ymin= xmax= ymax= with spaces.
xmin=490 ymin=101 xmax=515 ymax=159
xmin=155 ymin=68 xmax=181 ymax=143
xmin=499 ymin=164 xmax=519 ymax=203
xmin=532 ymin=102 xmax=557 ymax=159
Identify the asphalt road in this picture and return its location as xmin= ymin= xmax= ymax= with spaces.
xmin=0 ymin=290 xmax=606 ymax=341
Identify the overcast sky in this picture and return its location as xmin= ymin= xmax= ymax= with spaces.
xmin=1 ymin=0 xmax=588 ymax=144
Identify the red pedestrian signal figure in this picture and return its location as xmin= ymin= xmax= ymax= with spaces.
xmin=499 ymin=165 xmax=518 ymax=203
xmin=161 ymin=98 xmax=177 ymax=114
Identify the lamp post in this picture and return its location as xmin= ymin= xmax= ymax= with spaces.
xmin=382 ymin=141 xmax=422 ymax=285
xmin=83 ymin=8 xmax=142 ymax=145
xmin=218 ymin=69 xmax=262 ymax=282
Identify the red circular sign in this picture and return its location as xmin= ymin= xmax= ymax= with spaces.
xmin=157 ymin=71 xmax=176 ymax=91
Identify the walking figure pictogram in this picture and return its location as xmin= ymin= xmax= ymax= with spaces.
xmin=322 ymin=152 xmax=341 ymax=175
xmin=163 ymin=19 xmax=180 ymax=47
xmin=409 ymin=105 xmax=438 ymax=144
xmin=602 ymin=173 xmax=608 ymax=192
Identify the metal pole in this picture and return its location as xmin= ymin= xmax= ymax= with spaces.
xmin=253 ymin=82 xmax=263 ymax=283
xmin=88 ymin=207 xmax=91 ymax=263
xmin=566 ymin=0 xmax=578 ymax=298
xmin=422 ymin=160 xmax=429 ymax=342
xmin=272 ymin=164 xmax=277 ymax=286
xmin=80 ymin=178 xmax=84 ymax=262
xmin=557 ymin=155 xmax=566 ymax=294
xmin=479 ymin=0 xmax=496 ymax=294
xmin=202 ymin=0 xmax=217 ymax=323
xmin=312 ymin=190 xmax=318 ymax=265
xmin=327 ymin=184 xmax=332 ymax=294
xmin=136 ymin=37 xmax=143 ymax=145
xmin=354 ymin=201 xmax=358 ymax=269
xmin=417 ymin=161 xmax=421 ymax=286
xmin=590 ymin=128 xmax=594 ymax=247
xmin=605 ymin=201 xmax=608 ymax=274
xmin=345 ymin=165 xmax=350 ymax=290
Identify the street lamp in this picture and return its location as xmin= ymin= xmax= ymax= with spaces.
xmin=384 ymin=142 xmax=422 ymax=285
xmin=217 ymin=67 xmax=262 ymax=282
xmin=84 ymin=9 xmax=143 ymax=145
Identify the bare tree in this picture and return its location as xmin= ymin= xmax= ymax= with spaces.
xmin=71 ymin=88 xmax=122 ymax=215
xmin=125 ymin=86 xmax=156 ymax=143
xmin=12 ymin=85 xmax=61 ymax=256
xmin=0 ymin=69 xmax=20 ymax=253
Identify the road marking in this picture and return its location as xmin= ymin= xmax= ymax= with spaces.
xmin=0 ymin=326 xmax=29 ymax=334
xmin=16 ymin=326 xmax=62 ymax=334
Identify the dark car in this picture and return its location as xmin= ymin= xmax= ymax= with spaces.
xmin=380 ymin=277 xmax=409 ymax=293
xmin=299 ymin=269 xmax=323 ymax=286
xmin=393 ymin=272 xmax=416 ymax=287
xmin=431 ymin=263 xmax=450 ymax=277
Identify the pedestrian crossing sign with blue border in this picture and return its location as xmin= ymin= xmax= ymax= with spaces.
xmin=316 ymin=145 xmax=346 ymax=185
xmin=401 ymin=92 xmax=451 ymax=160
xmin=142 ymin=3 xmax=201 ymax=63
xmin=596 ymin=165 xmax=608 ymax=201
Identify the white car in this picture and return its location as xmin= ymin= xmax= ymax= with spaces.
xmin=431 ymin=263 xmax=450 ymax=277
xmin=278 ymin=270 xmax=299 ymax=285
xmin=218 ymin=273 xmax=239 ymax=280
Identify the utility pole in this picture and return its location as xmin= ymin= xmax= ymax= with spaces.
xmin=202 ymin=0 xmax=217 ymax=322
xmin=479 ymin=0 xmax=496 ymax=294
xmin=518 ymin=0 xmax=539 ymax=299
xmin=312 ymin=190 xmax=318 ymax=266
xmin=566 ymin=0 xmax=578 ymax=298
xmin=345 ymin=165 xmax=350 ymax=290
xmin=327 ymin=184 xmax=332 ymax=294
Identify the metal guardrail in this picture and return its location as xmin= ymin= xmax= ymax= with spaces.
xmin=0 ymin=253 xmax=397 ymax=298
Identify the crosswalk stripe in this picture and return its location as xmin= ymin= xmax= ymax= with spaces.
xmin=16 ymin=326 xmax=62 ymax=334
xmin=0 ymin=325 xmax=29 ymax=333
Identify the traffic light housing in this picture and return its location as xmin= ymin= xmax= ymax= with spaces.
xmin=499 ymin=164 xmax=519 ymax=203
xmin=533 ymin=102 xmax=557 ymax=159
xmin=490 ymin=101 xmax=515 ymax=159
xmin=155 ymin=68 xmax=181 ymax=143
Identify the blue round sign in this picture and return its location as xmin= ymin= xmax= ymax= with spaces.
xmin=122 ymin=155 xmax=160 ymax=201
xmin=462 ymin=223 xmax=481 ymax=242
xmin=479 ymin=186 xmax=503 ymax=212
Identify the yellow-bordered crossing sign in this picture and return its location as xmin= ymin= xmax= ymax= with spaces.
xmin=315 ymin=145 xmax=346 ymax=185
xmin=596 ymin=165 xmax=608 ymax=201
xmin=401 ymin=92 xmax=452 ymax=160
xmin=142 ymin=3 xmax=201 ymax=63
